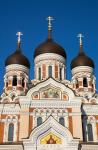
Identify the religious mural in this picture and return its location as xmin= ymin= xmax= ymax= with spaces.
xmin=41 ymin=88 xmax=60 ymax=99
xmin=40 ymin=133 xmax=62 ymax=144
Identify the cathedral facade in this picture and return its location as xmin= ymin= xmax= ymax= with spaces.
xmin=0 ymin=17 xmax=98 ymax=150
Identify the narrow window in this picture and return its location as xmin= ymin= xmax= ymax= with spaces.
xmin=8 ymin=123 xmax=14 ymax=142
xmin=48 ymin=66 xmax=52 ymax=78
xmin=59 ymin=117 xmax=65 ymax=126
xmin=87 ymin=123 xmax=93 ymax=141
xmin=22 ymin=78 xmax=25 ymax=87
xmin=37 ymin=117 xmax=42 ymax=126
xmin=6 ymin=82 xmax=8 ymax=88
xmin=76 ymin=79 xmax=79 ymax=89
xmin=38 ymin=68 xmax=41 ymax=80
xmin=60 ymin=68 xmax=62 ymax=80
xmin=12 ymin=75 xmax=17 ymax=86
xmin=83 ymin=77 xmax=88 ymax=87
xmin=76 ymin=83 xmax=79 ymax=88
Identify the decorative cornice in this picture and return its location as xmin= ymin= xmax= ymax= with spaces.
xmin=82 ymin=104 xmax=98 ymax=114
xmin=6 ymin=64 xmax=29 ymax=74
xmin=34 ymin=53 xmax=65 ymax=64
xmin=30 ymin=100 xmax=81 ymax=108
xmin=72 ymin=66 xmax=93 ymax=76
xmin=0 ymin=144 xmax=23 ymax=150
xmin=81 ymin=144 xmax=98 ymax=150
xmin=0 ymin=104 xmax=20 ymax=114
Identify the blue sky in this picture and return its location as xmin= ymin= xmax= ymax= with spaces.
xmin=0 ymin=0 xmax=98 ymax=93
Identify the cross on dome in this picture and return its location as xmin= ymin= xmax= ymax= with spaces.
xmin=46 ymin=16 xmax=54 ymax=31
xmin=77 ymin=33 xmax=84 ymax=46
xmin=16 ymin=32 xmax=23 ymax=44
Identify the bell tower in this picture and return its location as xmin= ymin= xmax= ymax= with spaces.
xmin=4 ymin=32 xmax=30 ymax=96
xmin=70 ymin=34 xmax=95 ymax=98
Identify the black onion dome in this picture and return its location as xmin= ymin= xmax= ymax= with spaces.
xmin=70 ymin=45 xmax=94 ymax=70
xmin=5 ymin=44 xmax=30 ymax=68
xmin=34 ymin=38 xmax=66 ymax=58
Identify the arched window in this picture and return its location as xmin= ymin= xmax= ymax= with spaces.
xmin=8 ymin=123 xmax=14 ymax=142
xmin=59 ymin=117 xmax=65 ymax=126
xmin=38 ymin=68 xmax=41 ymax=80
xmin=37 ymin=117 xmax=42 ymax=126
xmin=87 ymin=123 xmax=93 ymax=141
xmin=12 ymin=75 xmax=17 ymax=86
xmin=22 ymin=78 xmax=25 ymax=87
xmin=83 ymin=77 xmax=88 ymax=87
xmin=60 ymin=68 xmax=62 ymax=80
xmin=48 ymin=66 xmax=52 ymax=78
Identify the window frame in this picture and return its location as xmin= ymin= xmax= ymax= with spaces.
xmin=38 ymin=67 xmax=41 ymax=80
xmin=83 ymin=77 xmax=88 ymax=87
xmin=87 ymin=123 xmax=93 ymax=141
xmin=37 ymin=117 xmax=42 ymax=126
xmin=60 ymin=68 xmax=62 ymax=80
xmin=59 ymin=117 xmax=65 ymax=126
xmin=8 ymin=123 xmax=14 ymax=142
xmin=12 ymin=75 xmax=17 ymax=86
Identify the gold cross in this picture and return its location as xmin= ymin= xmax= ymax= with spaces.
xmin=77 ymin=33 xmax=84 ymax=45
xmin=16 ymin=32 xmax=23 ymax=43
xmin=46 ymin=16 xmax=54 ymax=31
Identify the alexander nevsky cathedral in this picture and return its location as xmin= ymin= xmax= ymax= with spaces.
xmin=0 ymin=16 xmax=98 ymax=150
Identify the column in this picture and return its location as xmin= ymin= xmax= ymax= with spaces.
xmin=19 ymin=108 xmax=29 ymax=141
xmin=72 ymin=107 xmax=83 ymax=140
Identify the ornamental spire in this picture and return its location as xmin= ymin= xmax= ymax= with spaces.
xmin=46 ymin=16 xmax=54 ymax=39
xmin=77 ymin=33 xmax=84 ymax=46
xmin=77 ymin=33 xmax=84 ymax=53
xmin=16 ymin=32 xmax=23 ymax=48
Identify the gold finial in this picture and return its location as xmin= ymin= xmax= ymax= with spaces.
xmin=16 ymin=32 xmax=23 ymax=45
xmin=46 ymin=16 xmax=54 ymax=31
xmin=77 ymin=33 xmax=84 ymax=46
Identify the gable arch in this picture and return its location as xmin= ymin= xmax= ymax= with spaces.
xmin=27 ymin=78 xmax=75 ymax=100
xmin=23 ymin=116 xmax=79 ymax=150
xmin=27 ymin=116 xmax=73 ymax=143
